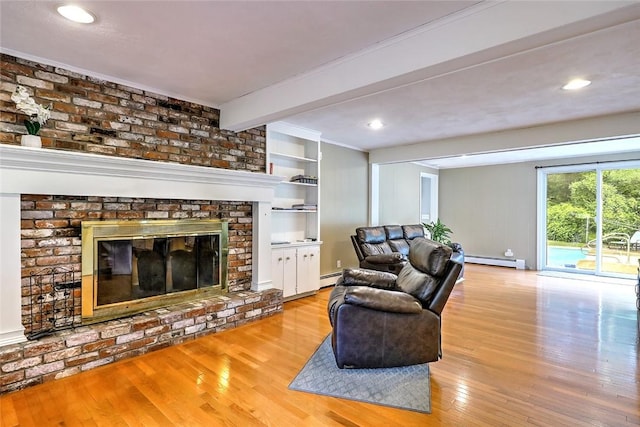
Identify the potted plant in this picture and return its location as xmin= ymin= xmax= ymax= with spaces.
xmin=11 ymin=85 xmax=51 ymax=147
xmin=423 ymin=218 xmax=453 ymax=245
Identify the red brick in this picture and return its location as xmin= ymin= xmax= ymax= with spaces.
xmin=34 ymin=219 xmax=70 ymax=228
xmin=0 ymin=347 xmax=23 ymax=363
xmin=65 ymin=352 xmax=99 ymax=367
xmin=156 ymin=130 xmax=180 ymax=139
xmin=1 ymin=370 xmax=25 ymax=386
xmin=88 ymin=92 xmax=118 ymax=104
xmin=81 ymin=338 xmax=116 ymax=353
xmin=23 ymin=340 xmax=65 ymax=357
xmin=131 ymin=318 xmax=161 ymax=332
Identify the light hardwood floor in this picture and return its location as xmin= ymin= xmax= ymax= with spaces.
xmin=1 ymin=265 xmax=638 ymax=426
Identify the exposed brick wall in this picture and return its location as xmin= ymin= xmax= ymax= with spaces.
xmin=21 ymin=195 xmax=253 ymax=334
xmin=0 ymin=54 xmax=266 ymax=171
xmin=0 ymin=54 xmax=284 ymax=394
xmin=1 ymin=288 xmax=282 ymax=393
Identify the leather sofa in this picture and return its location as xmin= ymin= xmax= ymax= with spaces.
xmin=328 ymin=237 xmax=462 ymax=368
xmin=350 ymin=224 xmax=464 ymax=278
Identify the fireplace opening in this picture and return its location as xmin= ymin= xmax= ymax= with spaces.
xmin=82 ymin=219 xmax=228 ymax=322
xmin=96 ymin=234 xmax=221 ymax=305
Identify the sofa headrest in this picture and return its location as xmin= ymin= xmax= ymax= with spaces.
xmin=384 ymin=225 xmax=403 ymax=240
xmin=395 ymin=238 xmax=453 ymax=304
xmin=408 ymin=237 xmax=452 ymax=277
xmin=356 ymin=226 xmax=386 ymax=244
xmin=402 ymin=224 xmax=425 ymax=240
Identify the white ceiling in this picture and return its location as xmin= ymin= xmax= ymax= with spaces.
xmin=1 ymin=1 xmax=640 ymax=168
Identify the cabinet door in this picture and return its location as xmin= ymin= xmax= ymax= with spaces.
xmin=296 ymin=246 xmax=320 ymax=294
xmin=281 ymin=248 xmax=297 ymax=298
xmin=271 ymin=248 xmax=285 ymax=292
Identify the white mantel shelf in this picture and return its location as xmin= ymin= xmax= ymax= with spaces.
xmin=0 ymin=145 xmax=280 ymax=346
xmin=0 ymin=145 xmax=282 ymax=200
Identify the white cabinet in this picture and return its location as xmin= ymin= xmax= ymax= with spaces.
xmin=271 ymin=247 xmax=297 ymax=298
xmin=272 ymin=245 xmax=320 ymax=299
xmin=296 ymin=245 xmax=320 ymax=295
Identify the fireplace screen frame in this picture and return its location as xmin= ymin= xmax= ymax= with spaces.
xmin=81 ymin=219 xmax=228 ymax=322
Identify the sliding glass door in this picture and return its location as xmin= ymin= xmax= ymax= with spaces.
xmin=544 ymin=170 xmax=596 ymax=272
xmin=538 ymin=161 xmax=639 ymax=279
xmin=600 ymin=169 xmax=640 ymax=276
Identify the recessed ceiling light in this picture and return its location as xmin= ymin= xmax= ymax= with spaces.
xmin=562 ymin=78 xmax=591 ymax=91
xmin=368 ymin=119 xmax=384 ymax=130
xmin=57 ymin=5 xmax=96 ymax=24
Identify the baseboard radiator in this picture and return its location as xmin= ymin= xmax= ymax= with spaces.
xmin=320 ymin=272 xmax=342 ymax=288
xmin=466 ymin=256 xmax=526 ymax=270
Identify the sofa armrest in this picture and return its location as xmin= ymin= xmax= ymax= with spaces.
xmin=344 ymin=286 xmax=423 ymax=314
xmin=448 ymin=242 xmax=463 ymax=252
xmin=339 ymin=268 xmax=398 ymax=290
xmin=365 ymin=253 xmax=406 ymax=264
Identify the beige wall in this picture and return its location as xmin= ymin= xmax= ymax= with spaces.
xmin=378 ymin=162 xmax=438 ymax=225
xmin=440 ymin=152 xmax=640 ymax=269
xmin=439 ymin=163 xmax=537 ymax=267
xmin=319 ymin=143 xmax=369 ymax=275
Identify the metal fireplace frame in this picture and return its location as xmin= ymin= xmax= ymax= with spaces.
xmin=81 ymin=219 xmax=228 ymax=323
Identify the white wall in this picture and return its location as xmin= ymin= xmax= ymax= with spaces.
xmin=378 ymin=162 xmax=438 ymax=225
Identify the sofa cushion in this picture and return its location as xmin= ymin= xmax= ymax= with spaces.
xmin=403 ymin=224 xmax=425 ymax=240
xmin=396 ymin=264 xmax=440 ymax=304
xmin=361 ymin=241 xmax=393 ymax=257
xmin=384 ymin=225 xmax=403 ymax=240
xmin=388 ymin=239 xmax=410 ymax=255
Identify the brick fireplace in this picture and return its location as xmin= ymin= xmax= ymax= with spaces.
xmin=0 ymin=54 xmax=284 ymax=392
xmin=0 ymin=145 xmax=283 ymax=392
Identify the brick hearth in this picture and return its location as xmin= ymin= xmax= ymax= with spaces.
xmin=1 ymin=288 xmax=282 ymax=393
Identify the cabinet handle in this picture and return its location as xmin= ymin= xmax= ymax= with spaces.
xmin=278 ymin=257 xmax=283 ymax=262
xmin=286 ymin=257 xmax=290 ymax=261
xmin=310 ymin=254 xmax=314 ymax=257
xmin=303 ymin=254 xmax=308 ymax=258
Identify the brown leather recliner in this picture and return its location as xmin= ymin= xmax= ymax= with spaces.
xmin=328 ymin=237 xmax=462 ymax=369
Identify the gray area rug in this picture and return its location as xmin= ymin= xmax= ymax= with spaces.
xmin=289 ymin=335 xmax=431 ymax=413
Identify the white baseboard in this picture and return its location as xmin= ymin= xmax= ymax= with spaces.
xmin=466 ymin=256 xmax=526 ymax=270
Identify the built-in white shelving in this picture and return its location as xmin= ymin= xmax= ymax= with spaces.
xmin=266 ymin=121 xmax=322 ymax=300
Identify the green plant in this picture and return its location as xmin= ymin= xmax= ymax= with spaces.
xmin=423 ymin=218 xmax=452 ymax=245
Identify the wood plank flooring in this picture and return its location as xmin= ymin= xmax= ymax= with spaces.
xmin=1 ymin=265 xmax=638 ymax=426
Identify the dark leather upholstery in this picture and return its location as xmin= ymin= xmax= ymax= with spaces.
xmin=328 ymin=237 xmax=462 ymax=369
xmin=351 ymin=224 xmax=465 ymax=278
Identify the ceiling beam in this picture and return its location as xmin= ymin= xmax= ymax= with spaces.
xmin=219 ymin=1 xmax=637 ymax=131
xmin=368 ymin=111 xmax=640 ymax=166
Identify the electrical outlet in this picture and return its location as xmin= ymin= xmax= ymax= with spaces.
xmin=336 ymin=260 xmax=341 ymax=268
